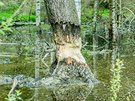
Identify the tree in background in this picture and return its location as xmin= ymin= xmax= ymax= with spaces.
xmin=92 ymin=0 xmax=99 ymax=75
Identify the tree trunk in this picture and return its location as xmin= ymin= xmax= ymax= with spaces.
xmin=116 ymin=0 xmax=122 ymax=28
xmin=110 ymin=1 xmax=120 ymax=100
xmin=44 ymin=0 xmax=98 ymax=84
xmin=74 ymin=0 xmax=81 ymax=24
xmin=93 ymin=0 xmax=99 ymax=75
xmin=35 ymin=0 xmax=41 ymax=100
xmin=111 ymin=0 xmax=119 ymax=63
xmin=108 ymin=0 xmax=113 ymax=50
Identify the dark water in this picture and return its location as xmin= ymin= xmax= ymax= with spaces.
xmin=0 ymin=56 xmax=135 ymax=101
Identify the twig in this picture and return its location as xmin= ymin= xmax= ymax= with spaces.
xmin=8 ymin=79 xmax=18 ymax=95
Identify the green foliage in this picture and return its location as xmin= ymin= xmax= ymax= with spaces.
xmin=14 ymin=15 xmax=36 ymax=21
xmin=110 ymin=59 xmax=125 ymax=101
xmin=0 ymin=18 xmax=13 ymax=35
xmin=0 ymin=12 xmax=12 ymax=21
xmin=5 ymin=90 xmax=23 ymax=101
xmin=81 ymin=49 xmax=91 ymax=59
xmin=81 ymin=7 xmax=93 ymax=23
xmin=0 ymin=12 xmax=36 ymax=22
xmin=99 ymin=8 xmax=109 ymax=17
xmin=0 ymin=29 xmax=5 ymax=35
xmin=43 ymin=23 xmax=50 ymax=30
xmin=1 ymin=1 xmax=18 ymax=12
xmin=81 ymin=6 xmax=109 ymax=23
xmin=0 ymin=0 xmax=36 ymax=22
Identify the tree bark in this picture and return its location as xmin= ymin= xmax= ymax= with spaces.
xmin=110 ymin=1 xmax=120 ymax=100
xmin=111 ymin=0 xmax=119 ymax=62
xmin=116 ymin=0 xmax=122 ymax=28
xmin=44 ymin=0 xmax=98 ymax=84
xmin=108 ymin=0 xmax=113 ymax=50
xmin=93 ymin=0 xmax=99 ymax=75
xmin=74 ymin=0 xmax=81 ymax=24
xmin=35 ymin=0 xmax=41 ymax=100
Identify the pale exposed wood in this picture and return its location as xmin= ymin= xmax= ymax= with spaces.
xmin=56 ymin=43 xmax=86 ymax=64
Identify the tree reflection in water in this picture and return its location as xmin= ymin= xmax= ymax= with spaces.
xmin=36 ymin=85 xmax=94 ymax=101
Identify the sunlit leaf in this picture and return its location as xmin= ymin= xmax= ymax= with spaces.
xmin=2 ymin=21 xmax=6 ymax=26
xmin=0 ymin=29 xmax=5 ymax=35
xmin=0 ymin=2 xmax=4 ymax=7
xmin=126 ymin=96 xmax=130 ymax=101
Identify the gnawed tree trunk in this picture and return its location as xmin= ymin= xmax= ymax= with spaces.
xmin=44 ymin=0 xmax=98 ymax=84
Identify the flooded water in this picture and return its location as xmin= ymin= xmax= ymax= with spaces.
xmin=0 ymin=25 xmax=135 ymax=101
xmin=0 ymin=55 xmax=135 ymax=101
